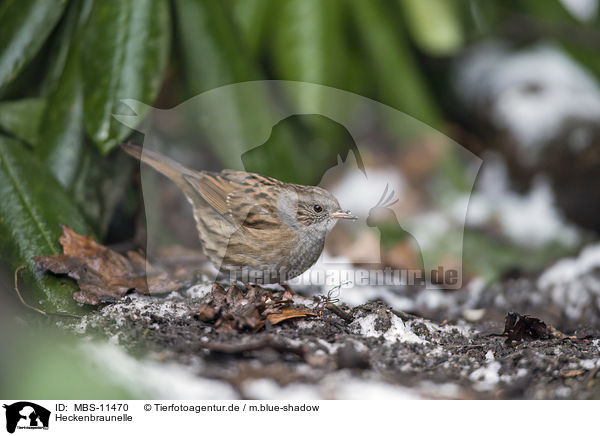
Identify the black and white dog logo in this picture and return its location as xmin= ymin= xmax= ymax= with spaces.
xmin=3 ymin=402 xmax=50 ymax=434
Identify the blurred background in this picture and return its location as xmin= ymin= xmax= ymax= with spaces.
xmin=1 ymin=0 xmax=599 ymax=397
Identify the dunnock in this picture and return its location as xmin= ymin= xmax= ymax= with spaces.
xmin=122 ymin=144 xmax=356 ymax=283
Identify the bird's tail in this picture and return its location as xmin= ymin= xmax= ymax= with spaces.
xmin=120 ymin=143 xmax=197 ymax=189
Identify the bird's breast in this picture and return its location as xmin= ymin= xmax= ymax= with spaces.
xmin=285 ymin=230 xmax=326 ymax=274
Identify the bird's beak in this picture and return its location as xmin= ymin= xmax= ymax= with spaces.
xmin=330 ymin=210 xmax=358 ymax=220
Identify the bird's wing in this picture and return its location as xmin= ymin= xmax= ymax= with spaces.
xmin=183 ymin=170 xmax=280 ymax=230
xmin=184 ymin=172 xmax=230 ymax=216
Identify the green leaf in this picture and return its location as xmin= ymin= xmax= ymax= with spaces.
xmin=37 ymin=48 xmax=85 ymax=189
xmin=272 ymin=0 xmax=348 ymax=111
xmin=400 ymin=0 xmax=464 ymax=56
xmin=351 ymin=0 xmax=441 ymax=127
xmin=0 ymin=98 xmax=46 ymax=145
xmin=40 ymin=0 xmax=90 ymax=97
xmin=0 ymin=0 xmax=69 ymax=90
xmin=0 ymin=136 xmax=94 ymax=314
xmin=34 ymin=1 xmax=135 ymax=237
xmin=175 ymin=0 xmax=258 ymax=94
xmin=37 ymin=55 xmax=135 ymax=237
xmin=81 ymin=0 xmax=170 ymax=153
xmin=175 ymin=0 xmax=274 ymax=169
xmin=230 ymin=0 xmax=274 ymax=57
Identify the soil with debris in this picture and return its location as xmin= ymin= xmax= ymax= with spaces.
xmin=58 ymin=269 xmax=600 ymax=400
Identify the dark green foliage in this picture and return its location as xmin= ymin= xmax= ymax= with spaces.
xmin=0 ymin=136 xmax=93 ymax=313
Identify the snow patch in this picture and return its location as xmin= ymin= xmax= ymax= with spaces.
xmin=328 ymin=166 xmax=407 ymax=219
xmin=411 ymin=318 xmax=473 ymax=339
xmin=354 ymin=313 xmax=426 ymax=344
xmin=579 ymin=359 xmax=600 ymax=370
xmin=537 ymin=244 xmax=600 ymax=319
xmin=469 ymin=351 xmax=502 ymax=391
xmin=104 ymin=294 xmax=191 ymax=320
xmin=456 ymin=154 xmax=579 ymax=247
xmin=538 ymin=243 xmax=600 ymax=288
xmin=456 ymin=43 xmax=600 ymax=162
xmin=185 ymin=284 xmax=212 ymax=299
xmin=560 ymin=0 xmax=598 ymax=21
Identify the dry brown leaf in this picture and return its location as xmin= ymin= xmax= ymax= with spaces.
xmin=266 ymin=308 xmax=317 ymax=325
xmin=34 ymin=225 xmax=180 ymax=305
xmin=503 ymin=312 xmax=564 ymax=344
xmin=560 ymin=369 xmax=585 ymax=378
xmin=194 ymin=284 xmax=315 ymax=332
xmin=196 ymin=304 xmax=219 ymax=321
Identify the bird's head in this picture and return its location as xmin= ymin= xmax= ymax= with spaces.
xmin=278 ymin=185 xmax=356 ymax=234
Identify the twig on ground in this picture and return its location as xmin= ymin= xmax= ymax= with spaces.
xmin=389 ymin=308 xmax=419 ymax=322
xmin=326 ymin=303 xmax=354 ymax=323
xmin=13 ymin=265 xmax=81 ymax=319
xmin=13 ymin=266 xmax=47 ymax=316
xmin=313 ymin=281 xmax=354 ymax=323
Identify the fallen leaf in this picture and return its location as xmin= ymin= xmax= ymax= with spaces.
xmin=195 ymin=304 xmax=219 ymax=322
xmin=503 ymin=312 xmax=563 ymax=344
xmin=194 ymin=283 xmax=315 ymax=332
xmin=267 ymin=308 xmax=317 ymax=325
xmin=560 ymin=369 xmax=585 ymax=377
xmin=34 ymin=225 xmax=180 ymax=304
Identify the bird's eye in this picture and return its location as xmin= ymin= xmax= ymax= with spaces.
xmin=313 ymin=204 xmax=323 ymax=213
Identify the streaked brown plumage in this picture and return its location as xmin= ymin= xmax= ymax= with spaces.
xmin=122 ymin=144 xmax=356 ymax=283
